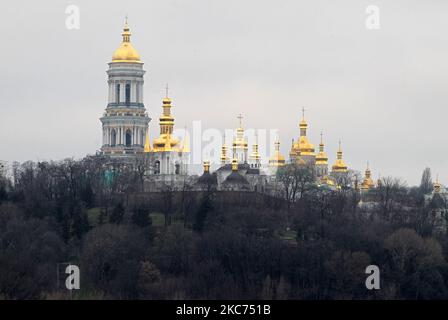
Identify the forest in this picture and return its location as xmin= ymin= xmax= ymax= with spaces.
xmin=0 ymin=157 xmax=447 ymax=299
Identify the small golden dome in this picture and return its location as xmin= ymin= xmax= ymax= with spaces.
xmin=269 ymin=140 xmax=286 ymax=167
xmin=112 ymin=20 xmax=141 ymax=63
xmin=361 ymin=163 xmax=375 ymax=190
xmin=316 ymin=133 xmax=328 ymax=165
xmin=331 ymin=140 xmax=348 ymax=172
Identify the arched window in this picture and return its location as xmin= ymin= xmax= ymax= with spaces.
xmin=154 ymin=161 xmax=160 ymax=174
xmin=125 ymin=129 xmax=132 ymax=146
xmin=175 ymin=163 xmax=180 ymax=175
xmin=116 ymin=84 xmax=120 ymax=103
xmin=111 ymin=129 xmax=117 ymax=147
xmin=125 ymin=83 xmax=131 ymax=105
xmin=140 ymin=130 xmax=144 ymax=146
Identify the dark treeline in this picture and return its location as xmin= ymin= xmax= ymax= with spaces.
xmin=0 ymin=158 xmax=447 ymax=299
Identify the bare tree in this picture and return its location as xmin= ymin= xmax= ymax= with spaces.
xmin=276 ymin=163 xmax=315 ymax=205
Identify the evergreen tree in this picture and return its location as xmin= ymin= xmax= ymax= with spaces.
xmin=109 ymin=202 xmax=125 ymax=224
xmin=419 ymin=167 xmax=433 ymax=195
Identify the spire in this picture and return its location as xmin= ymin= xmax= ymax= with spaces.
xmin=181 ymin=126 xmax=190 ymax=153
xmin=238 ymin=113 xmax=243 ymax=128
xmin=221 ymin=134 xmax=228 ymax=165
xmin=236 ymin=113 xmax=245 ymax=139
xmin=365 ymin=161 xmax=371 ymax=178
xmin=337 ymin=140 xmax=343 ymax=159
xmin=232 ymin=113 xmax=248 ymax=163
xmin=315 ymin=131 xmax=328 ymax=165
xmin=299 ymin=107 xmax=308 ymax=136
xmin=122 ymin=17 xmax=131 ymax=43
xmin=319 ymin=132 xmax=324 ymax=151
xmin=249 ymin=133 xmax=261 ymax=166
xmin=165 ymin=83 xmax=169 ymax=98
xmin=144 ymin=128 xmax=151 ymax=152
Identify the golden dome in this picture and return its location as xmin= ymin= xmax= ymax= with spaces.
xmin=331 ymin=140 xmax=348 ymax=172
xmin=269 ymin=140 xmax=286 ymax=167
xmin=297 ymin=136 xmax=315 ymax=156
xmin=315 ymin=132 xmax=328 ymax=165
xmin=290 ymin=108 xmax=315 ymax=157
xmin=361 ymin=162 xmax=375 ymax=190
xmin=112 ymin=20 xmax=141 ymax=63
xmin=151 ymin=95 xmax=182 ymax=152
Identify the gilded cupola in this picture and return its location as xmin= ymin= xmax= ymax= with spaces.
xmin=361 ymin=162 xmax=375 ymax=190
xmin=315 ymin=132 xmax=328 ymax=165
xmin=290 ymin=108 xmax=315 ymax=164
xmin=331 ymin=140 xmax=348 ymax=173
xmin=152 ymin=89 xmax=181 ymax=152
xmin=112 ymin=18 xmax=142 ymax=63
xmin=269 ymin=140 xmax=286 ymax=167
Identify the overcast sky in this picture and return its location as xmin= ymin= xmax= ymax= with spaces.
xmin=0 ymin=0 xmax=447 ymax=185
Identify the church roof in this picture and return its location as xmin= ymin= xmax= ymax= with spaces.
xmin=222 ymin=171 xmax=250 ymax=185
xmin=196 ymin=172 xmax=218 ymax=185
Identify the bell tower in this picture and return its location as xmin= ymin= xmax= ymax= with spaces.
xmin=100 ymin=19 xmax=150 ymax=156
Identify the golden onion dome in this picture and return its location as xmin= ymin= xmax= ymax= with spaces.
xmin=112 ymin=20 xmax=141 ymax=63
xmin=331 ymin=141 xmax=348 ymax=172
xmin=298 ymin=136 xmax=315 ymax=155
xmin=269 ymin=140 xmax=286 ymax=167
xmin=315 ymin=134 xmax=328 ymax=165
xmin=361 ymin=163 xmax=375 ymax=190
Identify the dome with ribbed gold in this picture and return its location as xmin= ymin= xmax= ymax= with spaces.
xmin=112 ymin=19 xmax=141 ymax=63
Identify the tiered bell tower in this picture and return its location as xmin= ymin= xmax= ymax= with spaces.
xmin=100 ymin=19 xmax=150 ymax=156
